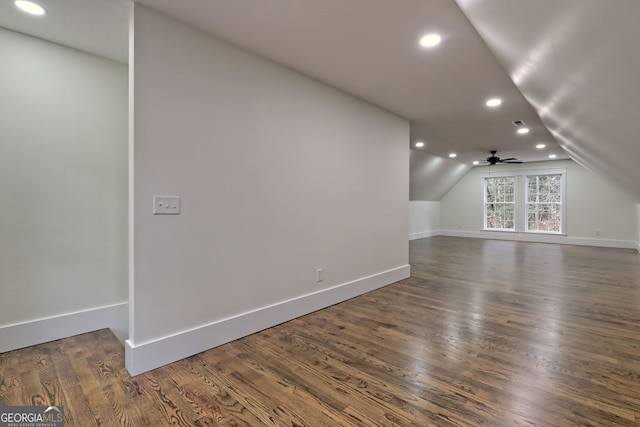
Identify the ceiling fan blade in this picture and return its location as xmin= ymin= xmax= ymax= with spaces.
xmin=485 ymin=151 xmax=521 ymax=165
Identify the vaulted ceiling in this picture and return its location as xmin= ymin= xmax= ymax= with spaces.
xmin=458 ymin=0 xmax=640 ymax=202
xmin=2 ymin=0 xmax=638 ymax=201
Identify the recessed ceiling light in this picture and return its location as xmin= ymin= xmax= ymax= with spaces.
xmin=517 ymin=128 xmax=530 ymax=134
xmin=415 ymin=141 xmax=425 ymax=148
xmin=473 ymin=161 xmax=480 ymax=165
xmin=449 ymin=153 xmax=457 ymax=158
xmin=536 ymin=143 xmax=546 ymax=149
xmin=486 ymin=98 xmax=502 ymax=107
xmin=419 ymin=33 xmax=441 ymax=48
xmin=14 ymin=0 xmax=46 ymax=15
xmin=548 ymin=154 xmax=557 ymax=159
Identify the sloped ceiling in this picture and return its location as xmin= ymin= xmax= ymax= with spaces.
xmin=2 ymin=0 xmax=639 ymax=201
xmin=134 ymin=0 xmax=566 ymax=168
xmin=457 ymin=0 xmax=640 ymax=202
xmin=410 ymin=150 xmax=470 ymax=201
xmin=0 ymin=0 xmax=128 ymax=63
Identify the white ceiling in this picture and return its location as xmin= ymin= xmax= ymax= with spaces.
xmin=457 ymin=0 xmax=640 ymax=200
xmin=133 ymin=0 xmax=567 ymax=166
xmin=0 ymin=0 xmax=128 ymax=63
xmin=2 ymin=0 xmax=639 ymax=200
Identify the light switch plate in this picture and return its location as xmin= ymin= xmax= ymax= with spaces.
xmin=153 ymin=196 xmax=181 ymax=215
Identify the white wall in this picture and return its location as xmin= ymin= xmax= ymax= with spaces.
xmin=127 ymin=5 xmax=409 ymax=375
xmin=409 ymin=201 xmax=440 ymax=240
xmin=408 ymin=150 xmax=469 ymax=240
xmin=410 ymin=149 xmax=470 ymax=201
xmin=439 ymin=159 xmax=638 ymax=248
xmin=636 ymin=204 xmax=640 ymax=252
xmin=0 ymin=28 xmax=128 ymax=351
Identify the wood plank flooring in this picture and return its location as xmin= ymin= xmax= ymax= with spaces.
xmin=2 ymin=236 xmax=640 ymax=426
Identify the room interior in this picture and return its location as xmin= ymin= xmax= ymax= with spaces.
xmin=1 ymin=0 xmax=639 ymax=383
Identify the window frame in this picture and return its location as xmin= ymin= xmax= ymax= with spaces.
xmin=481 ymin=168 xmax=566 ymax=234
xmin=483 ymin=176 xmax=516 ymax=231
xmin=525 ymin=173 xmax=564 ymax=234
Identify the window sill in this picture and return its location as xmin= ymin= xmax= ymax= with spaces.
xmin=482 ymin=229 xmax=567 ymax=237
xmin=525 ymin=231 xmax=566 ymax=236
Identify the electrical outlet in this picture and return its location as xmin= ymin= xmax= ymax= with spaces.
xmin=316 ymin=268 xmax=324 ymax=283
xmin=153 ymin=196 xmax=181 ymax=215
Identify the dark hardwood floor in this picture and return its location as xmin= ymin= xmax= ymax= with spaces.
xmin=2 ymin=237 xmax=640 ymax=426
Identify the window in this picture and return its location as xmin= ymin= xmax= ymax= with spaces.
xmin=484 ymin=177 xmax=515 ymax=230
xmin=526 ymin=174 xmax=562 ymax=233
xmin=482 ymin=169 xmax=565 ymax=234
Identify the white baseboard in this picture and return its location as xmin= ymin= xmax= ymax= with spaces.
xmin=0 ymin=302 xmax=128 ymax=353
xmin=439 ymin=229 xmax=637 ymax=249
xmin=567 ymin=236 xmax=638 ymax=249
xmin=409 ymin=230 xmax=440 ymax=240
xmin=125 ymin=265 xmax=410 ymax=376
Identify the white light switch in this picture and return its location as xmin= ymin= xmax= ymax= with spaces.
xmin=153 ymin=196 xmax=181 ymax=215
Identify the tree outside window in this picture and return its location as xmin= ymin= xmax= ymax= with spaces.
xmin=483 ymin=170 xmax=564 ymax=234
xmin=526 ymin=174 xmax=562 ymax=233
xmin=484 ymin=177 xmax=515 ymax=230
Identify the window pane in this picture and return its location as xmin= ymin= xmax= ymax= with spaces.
xmin=526 ymin=174 xmax=562 ymax=233
xmin=485 ymin=176 xmax=516 ymax=231
xmin=527 ymin=204 xmax=561 ymax=232
xmin=547 ymin=191 xmax=561 ymax=203
xmin=486 ymin=203 xmax=515 ymax=230
xmin=528 ymin=176 xmax=541 ymax=202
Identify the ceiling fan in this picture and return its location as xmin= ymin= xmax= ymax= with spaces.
xmin=485 ymin=150 xmax=523 ymax=165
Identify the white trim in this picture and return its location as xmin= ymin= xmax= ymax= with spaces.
xmin=0 ymin=302 xmax=128 ymax=353
xmin=483 ymin=175 xmax=516 ymax=231
xmin=125 ymin=265 xmax=410 ymax=376
xmin=524 ymin=173 xmax=566 ymax=234
xmin=483 ymin=170 xmax=567 ymax=234
xmin=480 ymin=166 xmax=567 ymax=178
xmin=567 ymin=237 xmax=638 ymax=249
xmin=409 ymin=230 xmax=439 ymax=240
xmin=128 ymin=4 xmax=136 ymax=345
xmin=439 ymin=229 xmax=637 ymax=249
